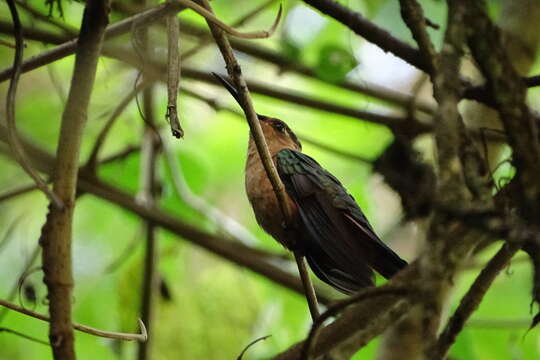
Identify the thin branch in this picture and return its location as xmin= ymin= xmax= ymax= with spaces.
xmin=302 ymin=0 xmax=428 ymax=71
xmin=434 ymin=241 xmax=522 ymax=359
xmin=166 ymin=12 xmax=183 ymax=138
xmin=86 ymin=80 xmax=151 ymax=172
xmin=181 ymin=0 xmax=276 ymax=60
xmin=5 ymin=0 xmax=62 ymax=208
xmin=136 ymin=81 xmax=160 ymax=360
xmin=198 ymin=0 xmax=320 ymax=320
xmin=0 ymin=183 xmax=39 ymax=203
xmin=102 ymin=46 xmax=424 ymax=131
xmin=398 ymin=0 xmax=437 ymax=74
xmin=300 ymin=286 xmax=411 ymax=360
xmin=0 ymin=1 xmax=194 ymax=82
xmin=0 ymin=243 xmax=40 ymax=324
xmin=0 ymin=126 xmax=335 ymax=304
xmin=183 ymin=86 xmax=374 ymax=164
xmin=162 ymin=135 xmax=261 ymax=245
xmin=0 ymin=38 xmax=15 ymax=48
xmin=15 ymin=0 xmax=77 ymax=35
xmin=237 ymin=335 xmax=271 ymax=360
xmin=0 ymin=19 xmax=428 ymax=133
xmin=0 ymin=327 xmax=49 ymax=346
xmin=104 ymin=226 xmax=143 ymax=274
xmin=173 ymin=0 xmax=282 ymax=39
xmin=463 ymin=2 xmax=540 ymax=221
xmin=0 ymin=299 xmax=147 ymax=342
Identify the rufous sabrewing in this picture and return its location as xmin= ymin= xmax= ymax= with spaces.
xmin=213 ymin=73 xmax=407 ymax=294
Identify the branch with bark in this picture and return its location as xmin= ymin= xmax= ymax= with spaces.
xmin=38 ymin=1 xmax=110 ymax=359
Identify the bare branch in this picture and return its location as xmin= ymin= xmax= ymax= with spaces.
xmin=5 ymin=0 xmax=62 ymax=208
xmin=301 ymin=286 xmax=411 ymax=360
xmin=434 ymin=240 xmax=522 ymax=359
xmin=173 ymin=0 xmax=282 ymax=39
xmin=39 ymin=1 xmax=110 ymax=358
xmin=0 ymin=299 xmax=147 ymax=342
xmin=162 ymin=135 xmax=261 ymax=245
xmin=181 ymin=0 xmax=276 ymax=60
xmin=136 ymin=68 xmax=161 ymax=360
xmin=237 ymin=335 xmax=271 ymax=360
xmin=302 ymin=0 xmax=427 ymax=70
xmin=463 ymin=2 xmax=540 ymax=221
xmin=198 ymin=0 xmax=320 ymax=319
xmin=166 ymin=12 xmax=183 ymax=138
xmin=86 ymin=80 xmax=151 ymax=172
xmin=0 ymin=327 xmax=49 ymax=346
xmin=0 ymin=125 xmax=333 ymax=305
xmin=398 ymin=0 xmax=436 ymax=74
xmin=0 ymin=183 xmax=40 ymax=203
xmin=0 ymin=1 xmax=194 ymax=82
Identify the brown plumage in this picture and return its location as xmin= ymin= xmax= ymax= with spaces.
xmin=213 ymin=73 xmax=407 ymax=294
xmin=245 ymin=117 xmax=301 ymax=249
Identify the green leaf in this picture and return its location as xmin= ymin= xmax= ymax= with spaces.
xmin=315 ymin=44 xmax=357 ymax=83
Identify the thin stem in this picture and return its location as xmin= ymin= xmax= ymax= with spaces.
xmin=434 ymin=241 xmax=521 ymax=359
xmin=0 ymin=327 xmax=50 ymax=346
xmin=86 ymin=80 xmax=151 ymax=171
xmin=173 ymin=0 xmax=282 ymax=39
xmin=181 ymin=0 xmax=276 ymax=60
xmin=0 ymin=299 xmax=147 ymax=342
xmin=136 ymin=89 xmax=161 ymax=360
xmin=197 ymin=0 xmax=320 ymax=321
xmin=0 ymin=123 xmax=332 ymax=305
xmin=5 ymin=0 xmax=62 ymax=208
xmin=166 ymin=11 xmax=183 ymax=138
xmin=294 ymin=253 xmax=320 ymax=320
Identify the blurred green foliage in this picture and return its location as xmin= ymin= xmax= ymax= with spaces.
xmin=0 ymin=0 xmax=539 ymax=359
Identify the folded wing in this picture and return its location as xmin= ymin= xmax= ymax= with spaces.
xmin=276 ymin=149 xmax=407 ymax=294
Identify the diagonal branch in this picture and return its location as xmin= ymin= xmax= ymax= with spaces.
xmin=398 ymin=0 xmax=436 ymax=74
xmin=196 ymin=0 xmax=320 ymax=319
xmin=434 ymin=239 xmax=522 ymax=359
xmin=0 ymin=125 xmax=333 ymax=305
xmin=302 ymin=0 xmax=428 ymax=70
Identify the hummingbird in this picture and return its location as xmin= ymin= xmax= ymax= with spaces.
xmin=212 ymin=73 xmax=407 ymax=294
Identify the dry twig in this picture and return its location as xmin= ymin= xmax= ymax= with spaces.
xmin=0 ymin=299 xmax=147 ymax=342
xmin=199 ymin=0 xmax=320 ymax=320
xmin=5 ymin=0 xmax=62 ymax=208
xmin=39 ymin=1 xmax=110 ymax=358
xmin=166 ymin=12 xmax=184 ymax=138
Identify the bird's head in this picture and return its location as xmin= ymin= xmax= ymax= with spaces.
xmin=212 ymin=72 xmax=301 ymax=152
xmin=256 ymin=115 xmax=301 ymax=151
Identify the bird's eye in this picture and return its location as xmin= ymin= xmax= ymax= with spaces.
xmin=273 ymin=121 xmax=286 ymax=132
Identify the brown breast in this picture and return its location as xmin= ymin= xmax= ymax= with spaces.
xmin=245 ymin=145 xmax=299 ymax=250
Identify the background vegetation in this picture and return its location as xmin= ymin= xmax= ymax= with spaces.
xmin=0 ymin=0 xmax=539 ymax=359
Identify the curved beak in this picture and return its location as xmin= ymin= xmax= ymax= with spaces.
xmin=211 ymin=72 xmax=243 ymax=107
xmin=211 ymin=72 xmax=264 ymax=119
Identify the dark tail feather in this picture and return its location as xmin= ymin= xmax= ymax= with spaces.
xmin=344 ymin=214 xmax=408 ymax=279
xmin=306 ymin=248 xmax=374 ymax=295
